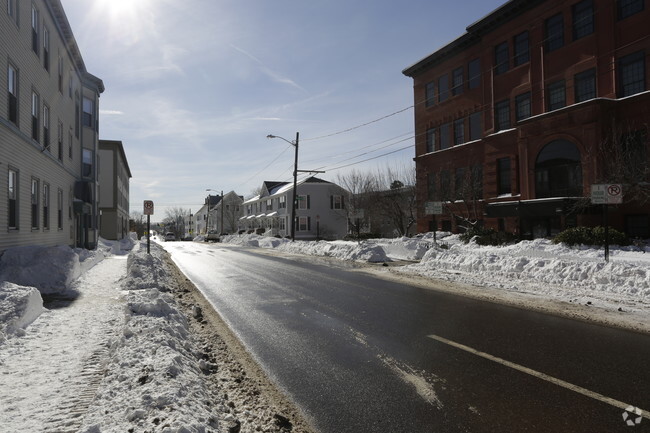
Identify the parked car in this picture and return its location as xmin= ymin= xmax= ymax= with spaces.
xmin=164 ymin=232 xmax=176 ymax=241
xmin=206 ymin=230 xmax=220 ymax=242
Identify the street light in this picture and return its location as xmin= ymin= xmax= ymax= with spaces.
xmin=206 ymin=189 xmax=224 ymax=234
xmin=267 ymin=133 xmax=299 ymax=241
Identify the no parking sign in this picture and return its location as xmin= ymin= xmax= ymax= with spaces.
xmin=591 ymin=184 xmax=623 ymax=205
xmin=143 ymin=200 xmax=154 ymax=215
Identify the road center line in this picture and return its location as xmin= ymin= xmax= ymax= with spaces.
xmin=428 ymin=334 xmax=649 ymax=420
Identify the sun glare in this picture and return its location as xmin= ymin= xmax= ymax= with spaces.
xmin=98 ymin=0 xmax=148 ymax=18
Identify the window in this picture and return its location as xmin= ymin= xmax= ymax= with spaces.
xmin=535 ymin=140 xmax=583 ymax=198
xmin=31 ymin=6 xmax=39 ymax=54
xmin=617 ymin=0 xmax=645 ymax=19
xmin=547 ymin=81 xmax=566 ymax=110
xmin=618 ymin=51 xmax=646 ymax=97
xmin=82 ymin=149 xmax=93 ymax=178
xmin=425 ymin=81 xmax=435 ymax=107
xmin=497 ymin=158 xmax=512 ymax=195
xmin=68 ymin=75 xmax=73 ymax=98
xmin=58 ymin=57 xmax=64 ymax=93
xmin=31 ymin=178 xmax=39 ymax=229
xmin=438 ymin=74 xmax=449 ymax=102
xmin=43 ymin=26 xmax=50 ymax=71
xmin=43 ymin=183 xmax=50 ymax=230
xmin=68 ymin=130 xmax=73 ymax=158
xmin=279 ymin=195 xmax=286 ymax=209
xmin=7 ymin=64 xmax=18 ymax=125
xmin=31 ymin=91 xmax=39 ymax=142
xmin=471 ymin=165 xmax=483 ymax=200
xmin=440 ymin=123 xmax=451 ymax=150
xmin=468 ymin=58 xmax=481 ymax=89
xmin=494 ymin=100 xmax=510 ymax=131
xmin=454 ymin=118 xmax=464 ymax=146
xmin=43 ymin=104 xmax=50 ymax=149
xmin=514 ymin=31 xmax=530 ymax=66
xmin=440 ymin=170 xmax=451 ymax=201
xmin=427 ymin=173 xmax=436 ymax=200
xmin=8 ymin=169 xmax=18 ymax=229
xmin=82 ymin=97 xmax=94 ymax=128
xmin=426 ymin=127 xmax=436 ymax=153
xmin=297 ymin=216 xmax=310 ymax=232
xmin=494 ymin=42 xmax=509 ymax=74
xmin=574 ymin=69 xmax=596 ymax=102
xmin=331 ymin=195 xmax=344 ymax=210
xmin=298 ymin=194 xmax=310 ymax=210
xmin=469 ymin=112 xmax=482 ymax=141
xmin=7 ymin=0 xmax=18 ymax=24
xmin=452 ymin=67 xmax=464 ymax=96
xmin=455 ymin=167 xmax=465 ymax=199
xmin=573 ymin=0 xmax=594 ymax=40
xmin=545 ymin=14 xmax=564 ymax=52
xmin=515 ymin=92 xmax=532 ymax=121
xmin=74 ymin=92 xmax=79 ymax=137
xmin=57 ymin=121 xmax=63 ymax=161
xmin=266 ymin=198 xmax=273 ymax=211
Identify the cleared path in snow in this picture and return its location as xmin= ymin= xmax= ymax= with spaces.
xmin=0 ymin=256 xmax=126 ymax=432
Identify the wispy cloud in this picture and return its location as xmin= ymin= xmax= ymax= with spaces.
xmin=230 ymin=44 xmax=307 ymax=93
xmin=100 ymin=110 xmax=124 ymax=115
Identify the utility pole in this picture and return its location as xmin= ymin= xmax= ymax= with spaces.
xmin=291 ymin=132 xmax=299 ymax=241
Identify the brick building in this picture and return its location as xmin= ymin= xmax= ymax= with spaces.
xmin=403 ymin=0 xmax=650 ymax=239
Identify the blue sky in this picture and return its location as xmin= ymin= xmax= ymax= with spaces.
xmin=59 ymin=0 xmax=505 ymax=218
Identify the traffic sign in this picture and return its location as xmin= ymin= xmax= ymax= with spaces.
xmin=591 ymin=184 xmax=623 ymax=205
xmin=143 ymin=200 xmax=154 ymax=215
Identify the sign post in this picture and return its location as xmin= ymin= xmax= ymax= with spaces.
xmin=143 ymin=200 xmax=154 ymax=254
xmin=425 ymin=201 xmax=443 ymax=243
xmin=590 ymin=185 xmax=622 ymax=262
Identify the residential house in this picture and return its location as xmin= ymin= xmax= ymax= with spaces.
xmin=1 ymin=0 xmax=104 ymax=250
xmin=207 ymin=190 xmax=243 ymax=235
xmin=403 ymin=0 xmax=650 ymax=238
xmin=195 ymin=194 xmax=221 ymax=235
xmin=98 ymin=140 xmax=131 ymax=240
xmin=240 ymin=177 xmax=349 ymax=240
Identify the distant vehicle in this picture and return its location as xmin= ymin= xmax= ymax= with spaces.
xmin=206 ymin=230 xmax=220 ymax=242
xmin=164 ymin=232 xmax=176 ymax=241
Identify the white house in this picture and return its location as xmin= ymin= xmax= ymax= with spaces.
xmin=207 ymin=191 xmax=243 ymax=235
xmin=240 ymin=177 xmax=349 ymax=240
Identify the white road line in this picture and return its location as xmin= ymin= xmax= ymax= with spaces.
xmin=428 ymin=334 xmax=649 ymax=421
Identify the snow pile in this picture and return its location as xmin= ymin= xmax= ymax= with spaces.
xmin=218 ymin=232 xmax=650 ymax=317
xmin=0 ymin=245 xmax=82 ymax=294
xmin=79 ymin=243 xmax=222 ymax=433
xmin=0 ymin=282 xmax=43 ymax=342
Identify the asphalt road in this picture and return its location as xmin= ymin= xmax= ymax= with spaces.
xmin=163 ymin=241 xmax=650 ymax=433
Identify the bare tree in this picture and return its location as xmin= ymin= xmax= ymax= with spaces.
xmin=594 ymin=121 xmax=650 ymax=206
xmin=163 ymin=207 xmax=191 ymax=238
xmin=373 ymin=164 xmax=417 ymax=236
xmin=130 ymin=211 xmax=146 ymax=239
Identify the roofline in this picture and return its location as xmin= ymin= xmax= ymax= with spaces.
xmin=46 ymin=0 xmax=104 ymax=92
xmin=402 ymin=0 xmax=546 ymax=78
xmin=99 ymin=140 xmax=132 ymax=178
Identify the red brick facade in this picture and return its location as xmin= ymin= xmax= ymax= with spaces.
xmin=403 ymin=0 xmax=650 ymax=238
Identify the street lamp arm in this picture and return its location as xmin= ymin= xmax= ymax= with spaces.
xmin=266 ymin=134 xmax=296 ymax=146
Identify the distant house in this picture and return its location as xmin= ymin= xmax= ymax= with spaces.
xmin=208 ymin=191 xmax=244 ymax=235
xmin=241 ymin=177 xmax=349 ymax=240
xmin=98 ymin=140 xmax=131 ymax=240
xmin=195 ymin=194 xmax=221 ymax=235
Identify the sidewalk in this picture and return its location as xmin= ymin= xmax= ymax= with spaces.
xmin=0 ymin=254 xmax=128 ymax=432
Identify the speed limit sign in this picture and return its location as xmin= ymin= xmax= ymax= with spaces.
xmin=143 ymin=200 xmax=154 ymax=215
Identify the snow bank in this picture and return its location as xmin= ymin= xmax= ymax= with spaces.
xmin=79 ymin=243 xmax=222 ymax=433
xmin=0 ymin=245 xmax=81 ymax=294
xmin=0 ymin=282 xmax=43 ymax=342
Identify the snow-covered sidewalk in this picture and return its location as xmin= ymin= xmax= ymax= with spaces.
xmin=0 ymin=253 xmax=127 ymax=432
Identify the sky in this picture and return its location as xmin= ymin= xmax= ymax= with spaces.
xmin=58 ymin=0 xmax=506 ymax=219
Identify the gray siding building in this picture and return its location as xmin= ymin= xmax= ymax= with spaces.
xmin=98 ymin=140 xmax=131 ymax=240
xmin=1 ymin=0 xmax=103 ymax=250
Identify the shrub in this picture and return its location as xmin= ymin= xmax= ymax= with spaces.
xmin=459 ymin=226 xmax=517 ymax=246
xmin=552 ymin=226 xmax=628 ymax=246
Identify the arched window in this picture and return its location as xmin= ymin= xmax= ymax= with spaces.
xmin=535 ymin=140 xmax=583 ymax=198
